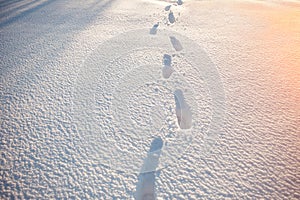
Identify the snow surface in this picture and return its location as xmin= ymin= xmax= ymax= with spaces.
xmin=1 ymin=0 xmax=300 ymax=199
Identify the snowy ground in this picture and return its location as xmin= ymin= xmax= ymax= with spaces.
xmin=1 ymin=0 xmax=300 ymax=199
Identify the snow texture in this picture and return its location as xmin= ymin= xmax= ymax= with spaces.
xmin=1 ymin=0 xmax=300 ymax=199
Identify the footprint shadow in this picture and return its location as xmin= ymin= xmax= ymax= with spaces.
xmin=135 ymin=137 xmax=163 ymax=200
xmin=168 ymin=10 xmax=175 ymax=24
xmin=165 ymin=5 xmax=171 ymax=11
xmin=150 ymin=23 xmax=159 ymax=35
xmin=174 ymin=89 xmax=192 ymax=129
xmin=170 ymin=36 xmax=183 ymax=51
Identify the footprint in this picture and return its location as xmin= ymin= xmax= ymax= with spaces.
xmin=149 ymin=137 xmax=163 ymax=153
xmin=168 ymin=10 xmax=175 ymax=24
xmin=150 ymin=23 xmax=159 ymax=35
xmin=174 ymin=89 xmax=192 ymax=129
xmin=162 ymin=65 xmax=174 ymax=79
xmin=135 ymin=137 xmax=163 ymax=200
xmin=177 ymin=0 xmax=183 ymax=5
xmin=162 ymin=54 xmax=174 ymax=79
xmin=165 ymin=5 xmax=171 ymax=11
xmin=170 ymin=36 xmax=183 ymax=51
xmin=163 ymin=54 xmax=172 ymax=66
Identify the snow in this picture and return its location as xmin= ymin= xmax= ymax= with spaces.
xmin=1 ymin=0 xmax=300 ymax=199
